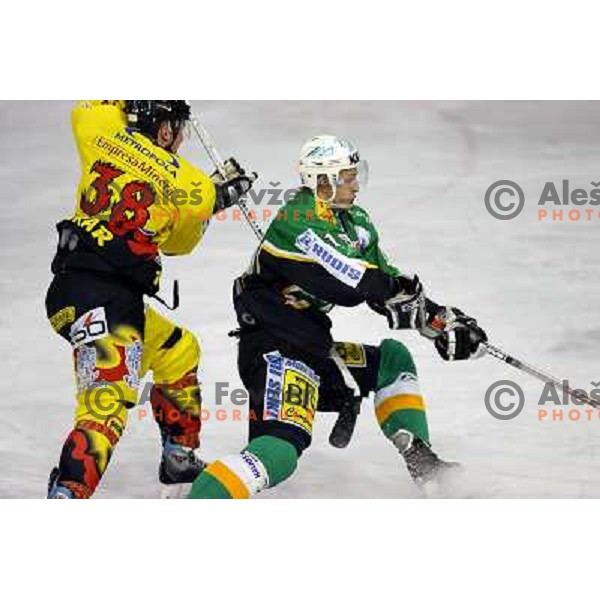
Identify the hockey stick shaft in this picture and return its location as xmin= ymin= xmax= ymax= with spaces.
xmin=190 ymin=115 xmax=265 ymax=240
xmin=483 ymin=341 xmax=599 ymax=408
xmin=190 ymin=116 xmax=227 ymax=176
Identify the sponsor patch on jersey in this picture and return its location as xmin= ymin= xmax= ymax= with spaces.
xmin=74 ymin=338 xmax=142 ymax=395
xmin=263 ymin=351 xmax=320 ymax=435
xmin=115 ymin=130 xmax=179 ymax=175
xmin=123 ymin=341 xmax=143 ymax=389
xmin=75 ymin=345 xmax=98 ymax=392
xmin=295 ymin=228 xmax=366 ymax=288
xmin=334 ymin=342 xmax=367 ymax=367
xmin=70 ymin=307 xmax=109 ymax=348
xmin=49 ymin=306 xmax=76 ymax=333
xmin=263 ymin=351 xmax=285 ymax=421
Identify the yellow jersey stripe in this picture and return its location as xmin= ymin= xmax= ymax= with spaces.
xmin=261 ymin=241 xmax=315 ymax=263
xmin=375 ymin=394 xmax=425 ymax=424
xmin=205 ymin=461 xmax=250 ymax=499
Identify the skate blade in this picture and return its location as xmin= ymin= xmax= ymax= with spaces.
xmin=160 ymin=482 xmax=192 ymax=499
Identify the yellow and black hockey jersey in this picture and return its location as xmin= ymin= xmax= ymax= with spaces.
xmin=53 ymin=100 xmax=216 ymax=293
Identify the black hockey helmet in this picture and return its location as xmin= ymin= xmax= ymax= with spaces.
xmin=125 ymin=100 xmax=191 ymax=143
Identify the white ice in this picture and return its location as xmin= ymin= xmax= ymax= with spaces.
xmin=1 ymin=100 xmax=599 ymax=498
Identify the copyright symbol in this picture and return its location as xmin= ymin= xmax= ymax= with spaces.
xmin=83 ymin=383 xmax=124 ymax=420
xmin=484 ymin=380 xmax=525 ymax=420
xmin=485 ymin=180 xmax=525 ymax=220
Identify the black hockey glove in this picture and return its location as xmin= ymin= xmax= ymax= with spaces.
xmin=215 ymin=176 xmax=254 ymax=211
xmin=432 ymin=307 xmax=488 ymax=361
xmin=212 ymin=157 xmax=257 ymax=212
xmin=370 ymin=275 xmax=426 ymax=330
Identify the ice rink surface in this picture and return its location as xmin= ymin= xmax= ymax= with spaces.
xmin=1 ymin=100 xmax=599 ymax=498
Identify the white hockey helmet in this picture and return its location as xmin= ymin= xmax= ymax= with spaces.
xmin=298 ymin=135 xmax=368 ymax=205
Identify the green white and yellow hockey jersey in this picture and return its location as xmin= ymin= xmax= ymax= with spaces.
xmin=233 ymin=188 xmax=404 ymax=357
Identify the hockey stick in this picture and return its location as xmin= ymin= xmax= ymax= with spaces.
xmin=483 ymin=341 xmax=600 ymax=408
xmin=190 ymin=116 xmax=263 ymax=240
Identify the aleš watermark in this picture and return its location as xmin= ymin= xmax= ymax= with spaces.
xmin=81 ymin=380 xmax=315 ymax=425
xmin=484 ymin=181 xmax=526 ymax=220
xmin=82 ymin=380 xmax=259 ymax=423
xmin=485 ymin=179 xmax=600 ymax=221
xmin=82 ymin=177 xmax=307 ymax=211
xmin=484 ymin=380 xmax=526 ymax=420
xmin=484 ymin=379 xmax=600 ymax=421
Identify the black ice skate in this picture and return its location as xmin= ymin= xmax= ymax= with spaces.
xmin=158 ymin=439 xmax=206 ymax=498
xmin=159 ymin=439 xmax=206 ymax=486
xmin=392 ymin=430 xmax=460 ymax=487
xmin=47 ymin=466 xmax=75 ymax=499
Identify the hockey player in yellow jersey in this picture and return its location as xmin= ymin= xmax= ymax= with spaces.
xmin=45 ymin=101 xmax=255 ymax=498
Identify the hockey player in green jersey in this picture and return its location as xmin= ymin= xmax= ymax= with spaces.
xmin=189 ymin=135 xmax=488 ymax=499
